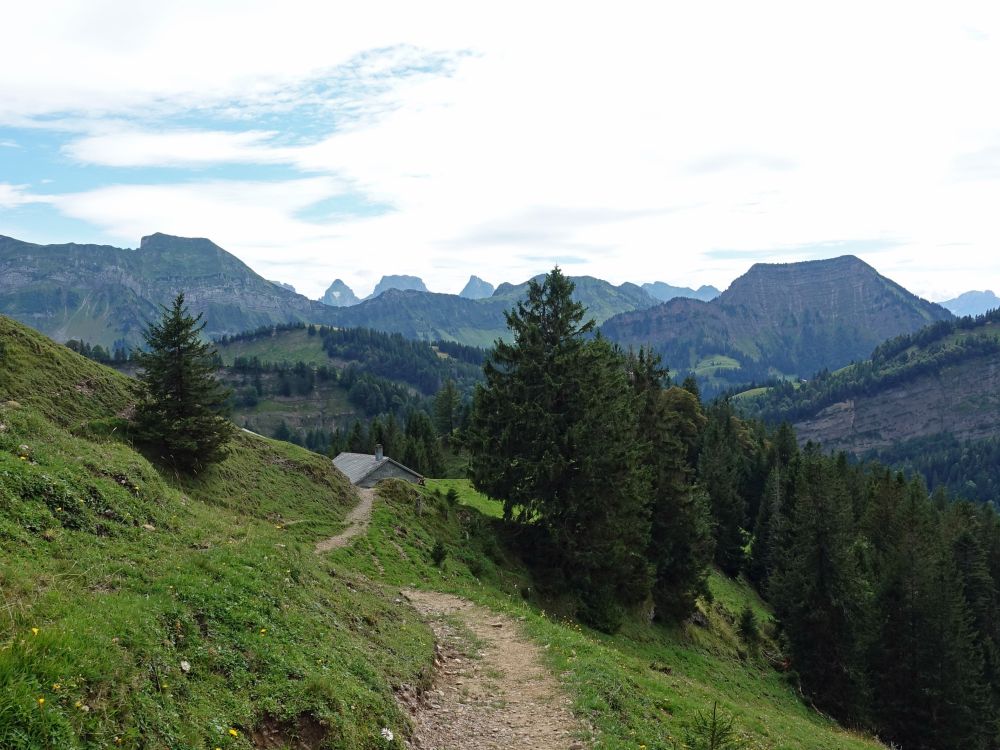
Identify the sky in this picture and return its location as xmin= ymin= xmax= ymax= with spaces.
xmin=2 ymin=1 xmax=1000 ymax=301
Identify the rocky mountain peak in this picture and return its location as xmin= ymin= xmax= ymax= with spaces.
xmin=320 ymin=279 xmax=361 ymax=307
xmin=370 ymin=275 xmax=428 ymax=298
xmin=459 ymin=275 xmax=495 ymax=299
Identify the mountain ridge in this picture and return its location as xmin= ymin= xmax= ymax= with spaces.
xmin=0 ymin=232 xmax=339 ymax=347
xmin=600 ymin=255 xmax=952 ymax=393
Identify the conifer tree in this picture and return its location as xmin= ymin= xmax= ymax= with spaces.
xmin=433 ymin=379 xmax=461 ymax=445
xmin=468 ymin=268 xmax=651 ymax=631
xmin=869 ymin=478 xmax=989 ymax=750
xmin=134 ymin=293 xmax=234 ymax=472
xmin=769 ymin=447 xmax=870 ymax=721
xmin=630 ymin=350 xmax=712 ymax=621
xmin=699 ymin=400 xmax=747 ymax=576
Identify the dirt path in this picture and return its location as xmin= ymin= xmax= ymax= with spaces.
xmin=399 ymin=590 xmax=587 ymax=750
xmin=314 ymin=487 xmax=375 ymax=553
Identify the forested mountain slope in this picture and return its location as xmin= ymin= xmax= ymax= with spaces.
xmin=746 ymin=310 xmax=1000 ymax=454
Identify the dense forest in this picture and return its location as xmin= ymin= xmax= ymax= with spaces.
xmin=865 ymin=433 xmax=1000 ymax=506
xmin=467 ymin=269 xmax=1000 ymax=750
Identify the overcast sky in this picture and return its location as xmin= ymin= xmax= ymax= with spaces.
xmin=2 ymin=1 xmax=1000 ymax=300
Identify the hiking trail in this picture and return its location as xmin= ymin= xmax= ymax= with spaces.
xmin=314 ymin=487 xmax=375 ymax=553
xmin=399 ymin=589 xmax=587 ymax=749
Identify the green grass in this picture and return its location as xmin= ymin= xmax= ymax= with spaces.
xmin=425 ymin=478 xmax=503 ymax=518
xmin=693 ymin=355 xmax=742 ymax=376
xmin=216 ymin=329 xmax=330 ymax=367
xmin=0 ymin=319 xmax=434 ymax=749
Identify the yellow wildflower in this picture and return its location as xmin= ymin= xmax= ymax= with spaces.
xmin=52 ymin=683 xmax=61 ymax=690
xmin=259 ymin=628 xmax=267 ymax=635
xmin=229 ymin=728 xmax=239 ymax=737
xmin=37 ymin=697 xmax=45 ymax=705
xmin=31 ymin=627 xmax=39 ymax=636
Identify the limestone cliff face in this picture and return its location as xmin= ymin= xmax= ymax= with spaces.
xmin=602 ymin=256 xmax=952 ymax=387
xmin=0 ymin=233 xmax=337 ymax=346
xmin=794 ymin=352 xmax=1000 ymax=453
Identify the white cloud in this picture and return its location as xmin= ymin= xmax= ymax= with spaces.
xmin=0 ymin=183 xmax=49 ymax=209
xmin=64 ymin=129 xmax=290 ymax=167
xmin=3 ymin=1 xmax=1000 ymax=299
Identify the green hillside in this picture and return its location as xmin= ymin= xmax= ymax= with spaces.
xmin=214 ymin=324 xmax=483 ymax=444
xmin=0 ymin=316 xmax=885 ymax=748
xmin=0 ymin=317 xmax=432 ymax=748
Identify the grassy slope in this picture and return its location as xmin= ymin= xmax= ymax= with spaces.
xmin=216 ymin=329 xmax=330 ymax=367
xmin=339 ymin=479 xmax=885 ymax=750
xmin=1 ymin=316 xmax=882 ymax=749
xmin=0 ymin=317 xmax=433 ymax=749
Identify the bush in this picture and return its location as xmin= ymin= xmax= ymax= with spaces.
xmin=737 ymin=605 xmax=759 ymax=645
xmin=431 ymin=540 xmax=447 ymax=566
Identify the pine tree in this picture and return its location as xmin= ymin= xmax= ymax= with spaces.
xmin=133 ymin=293 xmax=234 ymax=472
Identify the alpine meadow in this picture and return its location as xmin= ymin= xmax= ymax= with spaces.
xmin=3 ymin=4 xmax=1000 ymax=750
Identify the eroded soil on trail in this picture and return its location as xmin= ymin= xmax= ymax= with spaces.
xmin=399 ymin=590 xmax=588 ymax=750
xmin=314 ymin=487 xmax=375 ymax=553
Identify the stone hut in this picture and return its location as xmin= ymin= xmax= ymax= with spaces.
xmin=332 ymin=444 xmax=424 ymax=488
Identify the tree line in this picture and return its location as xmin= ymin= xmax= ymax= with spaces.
xmin=216 ymin=321 xmax=484 ymax=396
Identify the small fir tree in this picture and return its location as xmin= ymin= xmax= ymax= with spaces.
xmin=134 ymin=293 xmax=234 ymax=472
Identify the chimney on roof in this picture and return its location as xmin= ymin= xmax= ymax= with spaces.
xmin=375 ymin=444 xmax=384 ymax=461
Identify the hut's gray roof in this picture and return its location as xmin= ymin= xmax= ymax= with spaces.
xmin=332 ymin=452 xmax=423 ymax=485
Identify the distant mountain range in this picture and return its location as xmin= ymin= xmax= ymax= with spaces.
xmin=324 ymin=276 xmax=659 ymax=348
xmin=601 ymin=256 xmax=953 ymax=391
xmin=0 ymin=233 xmax=661 ymax=350
xmin=0 ymin=232 xmax=963 ymax=391
xmin=641 ymin=281 xmax=720 ymax=302
xmin=941 ymin=290 xmax=1000 ymax=317
xmin=319 ymin=275 xmax=718 ymax=306
xmin=0 ymin=233 xmax=339 ymax=347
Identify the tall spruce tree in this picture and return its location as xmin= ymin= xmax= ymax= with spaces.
xmin=134 ymin=293 xmax=234 ymax=472
xmin=468 ymin=268 xmax=651 ymax=631
xmin=699 ymin=400 xmax=748 ymax=576
xmin=629 ymin=350 xmax=713 ymax=621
